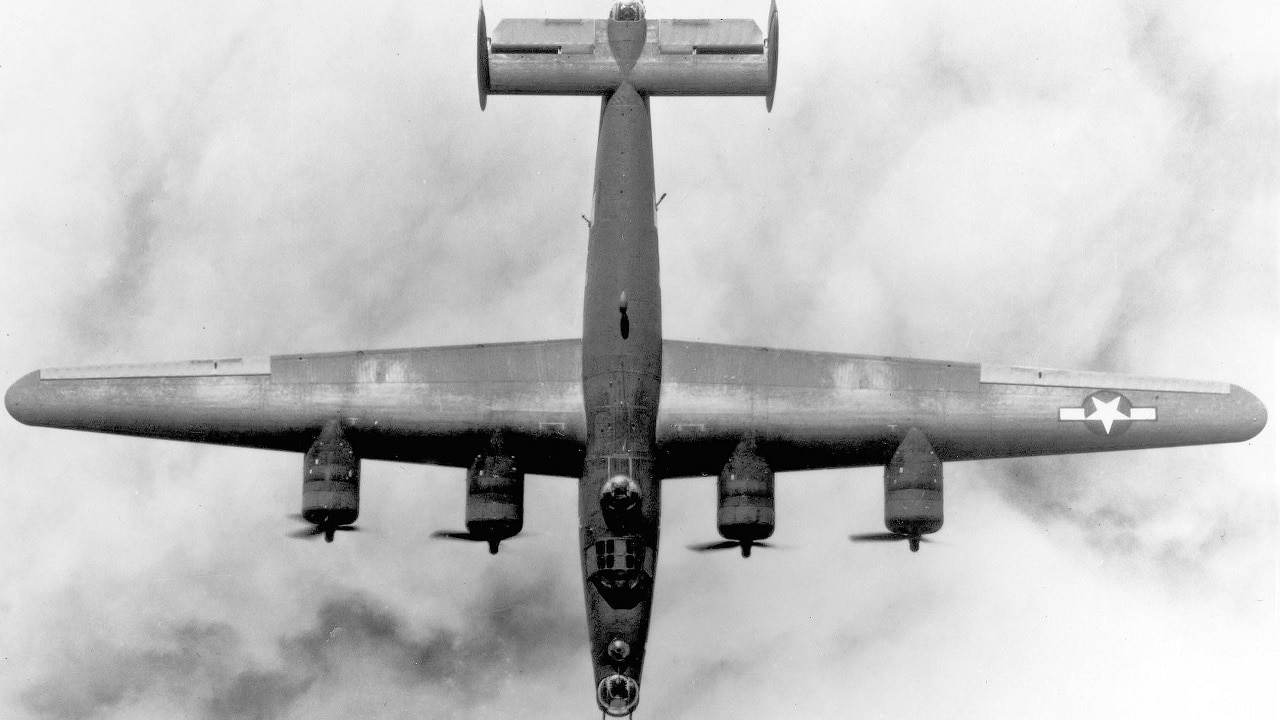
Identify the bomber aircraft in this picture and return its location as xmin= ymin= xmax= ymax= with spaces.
xmin=4 ymin=2 xmax=1268 ymax=717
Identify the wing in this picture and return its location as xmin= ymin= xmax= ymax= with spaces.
xmin=8 ymin=339 xmax=1265 ymax=479
xmin=5 ymin=340 xmax=588 ymax=477
xmin=655 ymin=341 xmax=1266 ymax=478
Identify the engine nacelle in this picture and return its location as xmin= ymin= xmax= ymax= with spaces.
xmin=302 ymin=421 xmax=360 ymax=527
xmin=465 ymin=452 xmax=524 ymax=542
xmin=718 ymin=438 xmax=775 ymax=543
xmin=885 ymin=428 xmax=943 ymax=540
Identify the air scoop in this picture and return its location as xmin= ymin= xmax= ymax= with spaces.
xmin=597 ymin=674 xmax=640 ymax=717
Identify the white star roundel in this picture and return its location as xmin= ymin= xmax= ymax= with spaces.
xmin=1058 ymin=390 xmax=1157 ymax=436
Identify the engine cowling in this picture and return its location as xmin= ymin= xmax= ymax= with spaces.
xmin=302 ymin=420 xmax=360 ymax=528
xmin=465 ymin=452 xmax=524 ymax=546
xmin=884 ymin=427 xmax=943 ymax=548
xmin=718 ymin=438 xmax=775 ymax=545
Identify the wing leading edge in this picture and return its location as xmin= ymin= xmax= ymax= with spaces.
xmin=7 ymin=340 xmax=1264 ymax=478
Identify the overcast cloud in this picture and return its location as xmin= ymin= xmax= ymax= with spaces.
xmin=0 ymin=1 xmax=1275 ymax=718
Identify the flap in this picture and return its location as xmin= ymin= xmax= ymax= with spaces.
xmin=657 ymin=19 xmax=764 ymax=54
xmin=490 ymin=18 xmax=599 ymax=54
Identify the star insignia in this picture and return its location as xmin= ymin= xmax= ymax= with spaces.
xmin=1059 ymin=390 xmax=1157 ymax=436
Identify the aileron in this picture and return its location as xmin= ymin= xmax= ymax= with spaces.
xmin=41 ymin=356 xmax=270 ymax=380
xmin=980 ymin=363 xmax=1231 ymax=395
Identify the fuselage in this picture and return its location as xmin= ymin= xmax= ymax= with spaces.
xmin=578 ymin=16 xmax=662 ymax=718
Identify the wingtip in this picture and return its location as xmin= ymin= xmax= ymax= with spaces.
xmin=1230 ymin=383 xmax=1267 ymax=441
xmin=5 ymin=370 xmax=41 ymax=425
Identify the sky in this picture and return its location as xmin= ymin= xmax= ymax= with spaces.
xmin=0 ymin=1 xmax=1276 ymax=718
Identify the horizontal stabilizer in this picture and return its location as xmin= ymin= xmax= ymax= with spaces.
xmin=478 ymin=2 xmax=779 ymax=109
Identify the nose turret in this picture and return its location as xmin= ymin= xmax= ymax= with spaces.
xmin=597 ymin=674 xmax=640 ymax=717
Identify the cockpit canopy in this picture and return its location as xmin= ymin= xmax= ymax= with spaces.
xmin=611 ymin=1 xmax=645 ymax=22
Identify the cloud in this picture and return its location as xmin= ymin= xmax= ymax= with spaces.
xmin=21 ymin=570 xmax=581 ymax=720
xmin=21 ymin=621 xmax=304 ymax=720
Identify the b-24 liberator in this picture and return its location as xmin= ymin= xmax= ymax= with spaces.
xmin=5 ymin=2 xmax=1266 ymax=716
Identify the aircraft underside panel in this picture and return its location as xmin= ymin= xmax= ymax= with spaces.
xmin=7 ymin=340 xmax=1264 ymax=478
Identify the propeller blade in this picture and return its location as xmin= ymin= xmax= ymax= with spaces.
xmin=849 ymin=532 xmax=935 ymax=552
xmin=688 ymin=540 xmax=740 ymax=552
xmin=689 ymin=539 xmax=782 ymax=557
xmin=431 ymin=530 xmax=536 ymax=542
xmin=431 ymin=530 xmax=512 ymax=554
xmin=288 ymin=521 xmax=359 ymax=541
xmin=432 ymin=530 xmax=480 ymax=541
xmin=848 ymin=532 xmax=907 ymax=542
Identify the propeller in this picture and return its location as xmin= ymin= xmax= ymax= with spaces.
xmin=688 ymin=539 xmax=779 ymax=558
xmin=287 ymin=514 xmax=360 ymax=543
xmin=848 ymin=532 xmax=934 ymax=552
xmin=431 ymin=530 xmax=507 ymax=555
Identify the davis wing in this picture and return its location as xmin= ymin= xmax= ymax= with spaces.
xmin=7 ymin=339 xmax=1264 ymax=479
